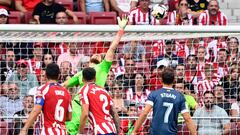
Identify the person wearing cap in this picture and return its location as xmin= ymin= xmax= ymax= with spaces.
xmin=5 ymin=59 xmax=39 ymax=96
xmin=154 ymin=39 xmax=184 ymax=68
xmin=0 ymin=8 xmax=9 ymax=24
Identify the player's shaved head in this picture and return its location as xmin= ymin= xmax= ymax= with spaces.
xmin=82 ymin=67 xmax=96 ymax=82
xmin=46 ymin=63 xmax=60 ymax=80
xmin=161 ymin=67 xmax=175 ymax=85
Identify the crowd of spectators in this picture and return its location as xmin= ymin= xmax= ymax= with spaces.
xmin=0 ymin=0 xmax=240 ymax=134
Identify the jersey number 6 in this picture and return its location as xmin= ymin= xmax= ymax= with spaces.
xmin=55 ymin=99 xmax=64 ymax=122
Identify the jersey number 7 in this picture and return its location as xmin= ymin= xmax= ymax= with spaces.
xmin=163 ymin=102 xmax=173 ymax=123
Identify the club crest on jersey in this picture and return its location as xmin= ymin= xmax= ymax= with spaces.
xmin=200 ymin=3 xmax=205 ymax=8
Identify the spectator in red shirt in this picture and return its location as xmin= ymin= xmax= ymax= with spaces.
xmin=198 ymin=0 xmax=227 ymax=25
xmin=15 ymin=0 xmax=41 ymax=18
xmin=0 ymin=0 xmax=13 ymax=10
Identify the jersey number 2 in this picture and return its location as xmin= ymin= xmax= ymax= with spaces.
xmin=100 ymin=94 xmax=111 ymax=121
xmin=163 ymin=102 xmax=173 ymax=123
xmin=55 ymin=99 xmax=64 ymax=122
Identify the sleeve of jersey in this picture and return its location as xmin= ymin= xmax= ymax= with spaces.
xmin=180 ymin=94 xmax=189 ymax=114
xmin=79 ymin=86 xmax=89 ymax=105
xmin=99 ymin=59 xmax=112 ymax=73
xmin=35 ymin=88 xmax=45 ymax=106
xmin=188 ymin=96 xmax=197 ymax=109
xmin=145 ymin=92 xmax=154 ymax=106
xmin=67 ymin=71 xmax=82 ymax=87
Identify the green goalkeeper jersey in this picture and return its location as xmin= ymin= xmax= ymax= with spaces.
xmin=66 ymin=59 xmax=112 ymax=135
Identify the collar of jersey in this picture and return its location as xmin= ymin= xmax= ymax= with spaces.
xmin=162 ymin=87 xmax=174 ymax=90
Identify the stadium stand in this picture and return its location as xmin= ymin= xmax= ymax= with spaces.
xmin=68 ymin=12 xmax=87 ymax=24
xmin=55 ymin=0 xmax=73 ymax=10
xmin=89 ymin=12 xmax=117 ymax=24
xmin=8 ymin=11 xmax=21 ymax=24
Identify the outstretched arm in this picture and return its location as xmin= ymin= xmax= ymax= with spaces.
xmin=110 ymin=105 xmax=120 ymax=134
xmin=105 ymin=15 xmax=128 ymax=62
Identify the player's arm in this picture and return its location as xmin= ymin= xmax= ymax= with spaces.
xmin=19 ymin=104 xmax=42 ymax=135
xmin=105 ymin=15 xmax=128 ymax=62
xmin=131 ymin=104 xmax=152 ymax=135
xmin=62 ymin=72 xmax=80 ymax=88
xmin=78 ymin=104 xmax=89 ymax=134
xmin=222 ymin=123 xmax=231 ymax=135
xmin=182 ymin=112 xmax=197 ymax=135
xmin=110 ymin=105 xmax=120 ymax=134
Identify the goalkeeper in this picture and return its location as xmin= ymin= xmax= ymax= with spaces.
xmin=62 ymin=16 xmax=128 ymax=135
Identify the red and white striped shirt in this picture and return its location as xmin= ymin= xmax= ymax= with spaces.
xmin=79 ymin=84 xmax=117 ymax=135
xmin=167 ymin=10 xmax=193 ymax=25
xmin=198 ymin=10 xmax=228 ymax=25
xmin=129 ymin=7 xmax=159 ymax=25
xmin=195 ymin=79 xmax=219 ymax=106
xmin=152 ymin=40 xmax=165 ymax=58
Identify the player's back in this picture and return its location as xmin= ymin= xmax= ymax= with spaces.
xmin=37 ymin=83 xmax=72 ymax=134
xmin=147 ymin=87 xmax=187 ymax=135
xmin=80 ymin=84 xmax=116 ymax=134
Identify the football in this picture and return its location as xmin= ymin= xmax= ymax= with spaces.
xmin=151 ymin=4 xmax=168 ymax=20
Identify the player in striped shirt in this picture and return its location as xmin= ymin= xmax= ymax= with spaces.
xmin=198 ymin=0 xmax=227 ymax=25
xmin=19 ymin=63 xmax=72 ymax=135
xmin=78 ymin=67 xmax=120 ymax=135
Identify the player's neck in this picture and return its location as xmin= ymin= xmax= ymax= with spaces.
xmin=47 ymin=80 xmax=58 ymax=83
xmin=162 ymin=84 xmax=173 ymax=89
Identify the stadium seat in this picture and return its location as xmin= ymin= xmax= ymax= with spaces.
xmin=8 ymin=11 xmax=21 ymax=24
xmin=0 ymin=121 xmax=8 ymax=135
xmin=55 ymin=0 xmax=73 ymax=10
xmin=24 ymin=11 xmax=33 ymax=24
xmin=89 ymin=12 xmax=117 ymax=24
xmin=68 ymin=12 xmax=87 ymax=24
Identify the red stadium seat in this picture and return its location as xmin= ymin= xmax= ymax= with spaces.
xmin=0 ymin=121 xmax=8 ymax=135
xmin=24 ymin=11 xmax=33 ymax=24
xmin=55 ymin=0 xmax=73 ymax=10
xmin=68 ymin=12 xmax=87 ymax=24
xmin=89 ymin=12 xmax=117 ymax=24
xmin=8 ymin=11 xmax=21 ymax=24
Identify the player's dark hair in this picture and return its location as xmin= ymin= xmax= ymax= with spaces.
xmin=82 ymin=67 xmax=96 ymax=82
xmin=161 ymin=67 xmax=175 ymax=85
xmin=46 ymin=63 xmax=60 ymax=80
xmin=203 ymin=91 xmax=214 ymax=97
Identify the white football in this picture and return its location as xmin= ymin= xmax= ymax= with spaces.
xmin=151 ymin=4 xmax=168 ymax=20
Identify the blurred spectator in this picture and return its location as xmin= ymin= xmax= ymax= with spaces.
xmin=148 ymin=65 xmax=164 ymax=91
xmin=187 ymin=0 xmax=208 ymax=24
xmin=130 ymin=0 xmax=168 ymax=10
xmin=76 ymin=56 xmax=90 ymax=72
xmin=105 ymin=70 xmax=115 ymax=91
xmin=0 ymin=8 xmax=8 ymax=24
xmin=6 ymin=59 xmax=39 ymax=96
xmin=57 ymin=42 xmax=84 ymax=74
xmin=212 ymin=48 xmax=228 ymax=79
xmin=195 ymin=64 xmax=219 ymax=106
xmin=15 ymin=0 xmax=41 ymax=19
xmin=28 ymin=68 xmax=46 ymax=98
xmin=55 ymin=11 xmax=68 ymax=24
xmin=213 ymin=85 xmax=237 ymax=117
xmin=196 ymin=46 xmax=206 ymax=71
xmin=28 ymin=42 xmax=43 ymax=80
xmin=176 ymin=38 xmax=200 ymax=59
xmin=33 ymin=0 xmax=78 ymax=24
xmin=193 ymin=91 xmax=230 ymax=135
xmin=175 ymin=81 xmax=197 ymax=123
xmin=42 ymin=52 xmax=54 ymax=69
xmin=167 ymin=0 xmax=193 ymax=25
xmin=13 ymin=95 xmax=34 ymax=135
xmin=0 ymin=49 xmax=16 ymax=83
xmin=110 ymin=0 xmax=131 ymax=15
xmin=176 ymin=64 xmax=185 ymax=82
xmin=198 ymin=0 xmax=227 ymax=25
xmin=155 ymin=39 xmax=184 ymax=68
xmin=220 ymin=66 xmax=240 ymax=101
xmin=128 ymin=0 xmax=160 ymax=25
xmin=0 ymin=0 xmax=13 ymax=10
xmin=0 ymin=83 xmax=8 ymax=97
xmin=126 ymin=73 xmax=150 ymax=112
xmin=116 ymin=59 xmax=136 ymax=89
xmin=185 ymin=55 xmax=199 ymax=93
xmin=122 ymin=41 xmax=146 ymax=62
xmin=59 ymin=61 xmax=73 ymax=83
xmin=80 ymin=0 xmax=109 ymax=13
xmin=227 ymin=37 xmax=239 ymax=64
xmin=111 ymin=81 xmax=128 ymax=116
xmin=0 ymin=82 xmax=23 ymax=120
